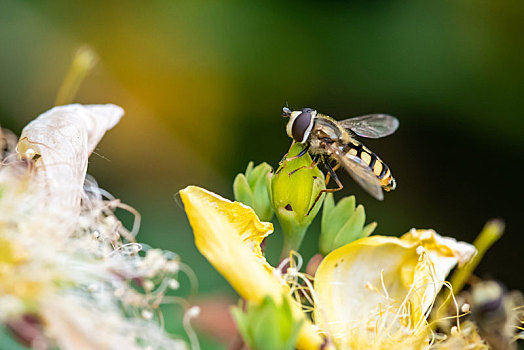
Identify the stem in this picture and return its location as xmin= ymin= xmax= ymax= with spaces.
xmin=279 ymin=222 xmax=307 ymax=262
xmin=449 ymin=219 xmax=504 ymax=295
xmin=55 ymin=45 xmax=98 ymax=106
xmin=434 ymin=219 xmax=504 ymax=325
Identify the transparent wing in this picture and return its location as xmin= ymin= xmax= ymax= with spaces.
xmin=338 ymin=114 xmax=399 ymax=139
xmin=323 ymin=141 xmax=384 ymax=200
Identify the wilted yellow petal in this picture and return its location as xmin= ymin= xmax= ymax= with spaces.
xmin=180 ymin=186 xmax=325 ymax=349
xmin=314 ymin=230 xmax=476 ymax=349
xmin=180 ymin=185 xmax=275 ymax=293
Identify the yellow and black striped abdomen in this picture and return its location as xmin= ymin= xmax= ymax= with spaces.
xmin=342 ymin=142 xmax=396 ymax=191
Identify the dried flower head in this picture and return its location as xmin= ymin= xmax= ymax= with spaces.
xmin=0 ymin=105 xmax=191 ymax=349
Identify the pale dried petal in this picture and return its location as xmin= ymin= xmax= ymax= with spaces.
xmin=1 ymin=108 xmax=189 ymax=349
xmin=41 ymin=295 xmax=136 ymax=350
xmin=16 ymin=104 xmax=123 ymax=233
xmin=41 ymin=294 xmax=186 ymax=350
xmin=314 ymin=230 xmax=476 ymax=349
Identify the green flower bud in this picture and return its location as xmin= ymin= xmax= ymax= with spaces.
xmin=231 ymin=296 xmax=303 ymax=350
xmin=319 ymin=193 xmax=376 ymax=256
xmin=233 ymin=161 xmax=274 ymax=221
xmin=269 ymin=143 xmax=325 ymax=258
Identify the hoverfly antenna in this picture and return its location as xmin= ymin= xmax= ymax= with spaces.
xmin=282 ymin=106 xmax=292 ymax=117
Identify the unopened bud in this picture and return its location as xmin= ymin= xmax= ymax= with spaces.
xmin=269 ymin=143 xmax=325 ymax=258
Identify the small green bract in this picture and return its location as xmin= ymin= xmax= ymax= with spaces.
xmin=231 ymin=296 xmax=304 ymax=350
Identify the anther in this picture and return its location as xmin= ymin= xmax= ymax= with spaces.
xmin=24 ymin=148 xmax=35 ymax=159
xmin=168 ymin=279 xmax=180 ymax=290
xmin=141 ymin=309 xmax=153 ymax=320
xmin=461 ymin=303 xmax=470 ymax=313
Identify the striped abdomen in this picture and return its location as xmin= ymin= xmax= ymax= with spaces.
xmin=341 ymin=141 xmax=396 ymax=191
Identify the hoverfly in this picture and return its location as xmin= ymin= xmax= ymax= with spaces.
xmin=281 ymin=107 xmax=398 ymax=205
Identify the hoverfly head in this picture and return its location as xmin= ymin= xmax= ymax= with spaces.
xmin=285 ymin=107 xmax=316 ymax=143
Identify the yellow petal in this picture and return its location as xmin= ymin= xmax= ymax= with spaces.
xmin=180 ymin=186 xmax=325 ymax=349
xmin=314 ymin=230 xmax=476 ymax=349
xmin=180 ymin=185 xmax=275 ymax=294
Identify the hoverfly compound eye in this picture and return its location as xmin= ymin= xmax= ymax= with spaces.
xmin=282 ymin=107 xmax=292 ymax=117
xmin=291 ymin=109 xmax=314 ymax=143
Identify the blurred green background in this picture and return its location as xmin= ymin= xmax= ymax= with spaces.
xmin=1 ymin=1 xmax=523 ymax=348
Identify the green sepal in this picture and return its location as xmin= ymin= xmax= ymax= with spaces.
xmin=320 ymin=194 xmax=356 ymax=254
xmin=233 ymin=173 xmax=251 ymax=204
xmin=231 ymin=296 xmax=303 ymax=350
xmin=319 ymin=193 xmax=377 ymax=256
xmin=360 ymin=222 xmax=377 ymax=238
xmin=332 ymin=204 xmax=365 ymax=249
xmin=233 ymin=161 xmax=274 ymax=222
xmin=320 ymin=189 xmax=336 ymax=236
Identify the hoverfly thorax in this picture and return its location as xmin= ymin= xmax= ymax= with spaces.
xmin=284 ymin=107 xmax=317 ymax=144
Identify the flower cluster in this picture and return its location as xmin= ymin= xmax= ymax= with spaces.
xmin=0 ymin=105 xmax=191 ymax=349
xmin=181 ymin=153 xmax=523 ymax=349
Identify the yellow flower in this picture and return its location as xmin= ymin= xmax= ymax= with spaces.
xmin=314 ymin=229 xmax=476 ymax=349
xmin=181 ymin=186 xmax=477 ymax=350
xmin=180 ymin=186 xmax=325 ymax=350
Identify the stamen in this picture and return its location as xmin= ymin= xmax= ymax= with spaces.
xmin=184 ymin=306 xmax=201 ymax=350
xmin=461 ymin=303 xmax=470 ymax=313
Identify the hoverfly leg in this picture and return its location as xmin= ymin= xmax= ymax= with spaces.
xmin=287 ymin=154 xmax=319 ymax=176
xmin=306 ymin=162 xmax=343 ymax=216
xmin=289 ymin=143 xmax=310 ymax=160
xmin=278 ymin=140 xmax=296 ymax=166
xmin=276 ymin=142 xmax=310 ymax=174
xmin=324 ymin=163 xmax=341 ymax=186
xmin=281 ymin=143 xmax=309 ymax=164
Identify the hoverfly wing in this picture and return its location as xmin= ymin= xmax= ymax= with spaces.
xmin=338 ymin=114 xmax=399 ymax=139
xmin=323 ymin=141 xmax=384 ymax=200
